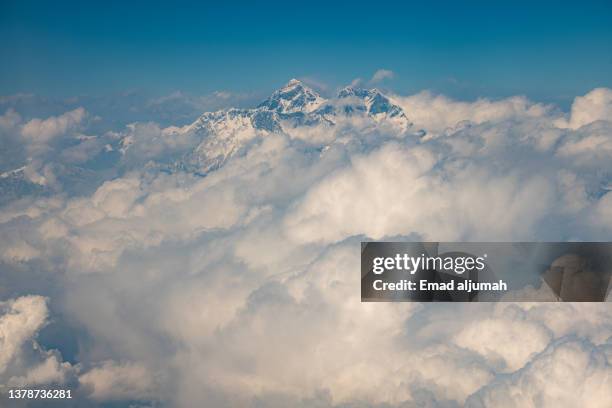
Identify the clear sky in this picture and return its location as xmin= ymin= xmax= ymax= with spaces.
xmin=1 ymin=0 xmax=611 ymax=104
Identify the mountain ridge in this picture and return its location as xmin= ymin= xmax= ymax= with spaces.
xmin=174 ymin=79 xmax=413 ymax=174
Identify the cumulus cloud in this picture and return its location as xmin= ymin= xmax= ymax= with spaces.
xmin=118 ymin=121 xmax=199 ymax=164
xmin=21 ymin=107 xmax=86 ymax=145
xmin=0 ymin=107 xmax=97 ymax=187
xmin=0 ymin=108 xmax=22 ymax=131
xmin=0 ymin=86 xmax=611 ymax=407
xmin=559 ymin=88 xmax=612 ymax=129
xmin=466 ymin=338 xmax=612 ymax=408
xmin=79 ymin=361 xmax=158 ymax=401
xmin=371 ymin=69 xmax=395 ymax=83
xmin=7 ymin=353 xmax=74 ymax=388
xmin=556 ymin=121 xmax=612 ymax=168
xmin=0 ymin=296 xmax=75 ymax=389
xmin=392 ymin=91 xmax=554 ymax=134
xmin=285 ymin=142 xmax=555 ymax=243
xmin=0 ymin=296 xmax=48 ymax=373
xmin=0 ymin=107 xmax=124 ymax=199
xmin=453 ymin=314 xmax=552 ymax=372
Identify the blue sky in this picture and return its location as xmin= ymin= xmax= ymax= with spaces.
xmin=1 ymin=0 xmax=611 ymax=104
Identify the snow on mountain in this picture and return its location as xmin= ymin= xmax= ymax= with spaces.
xmin=257 ymin=78 xmax=325 ymax=114
xmin=180 ymin=108 xmax=281 ymax=173
xmin=135 ymin=79 xmax=413 ymax=175
xmin=0 ymin=162 xmax=112 ymax=205
xmin=315 ymin=86 xmax=411 ymax=127
xmin=0 ymin=166 xmax=45 ymax=205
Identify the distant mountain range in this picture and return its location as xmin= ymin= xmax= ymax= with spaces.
xmin=0 ymin=80 xmax=414 ymax=203
xmin=174 ymin=79 xmax=413 ymax=173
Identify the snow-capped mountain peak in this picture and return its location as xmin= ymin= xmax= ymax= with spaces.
xmin=286 ymin=78 xmax=303 ymax=87
xmin=257 ymin=79 xmax=325 ymax=114
xmin=136 ymin=79 xmax=413 ymax=175
xmin=337 ymin=86 xmax=372 ymax=99
xmin=330 ymin=86 xmax=408 ymax=120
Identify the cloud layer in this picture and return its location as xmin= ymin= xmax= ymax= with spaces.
xmin=0 ymin=86 xmax=611 ymax=407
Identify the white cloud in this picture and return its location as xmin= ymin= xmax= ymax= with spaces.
xmin=559 ymin=88 xmax=612 ymax=129
xmin=0 ymin=296 xmax=75 ymax=388
xmin=592 ymin=192 xmax=612 ymax=230
xmin=0 ymin=87 xmax=611 ymax=407
xmin=8 ymin=353 xmax=73 ymax=388
xmin=392 ymin=91 xmax=554 ymax=134
xmin=285 ymin=142 xmax=555 ymax=244
xmin=556 ymin=121 xmax=612 ymax=167
xmin=118 ymin=121 xmax=199 ymax=163
xmin=453 ymin=313 xmax=552 ymax=372
xmin=371 ymin=69 xmax=395 ymax=83
xmin=1 ymin=239 xmax=41 ymax=262
xmin=466 ymin=338 xmax=612 ymax=408
xmin=0 ymin=108 xmax=92 ymax=175
xmin=298 ymin=77 xmax=329 ymax=92
xmin=348 ymin=77 xmax=363 ymax=88
xmin=0 ymin=108 xmax=22 ymax=131
xmin=0 ymin=296 xmax=48 ymax=373
xmin=79 ymin=361 xmax=158 ymax=401
xmin=21 ymin=107 xmax=86 ymax=144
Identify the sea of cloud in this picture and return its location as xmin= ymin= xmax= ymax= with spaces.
xmin=0 ymin=87 xmax=611 ymax=407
